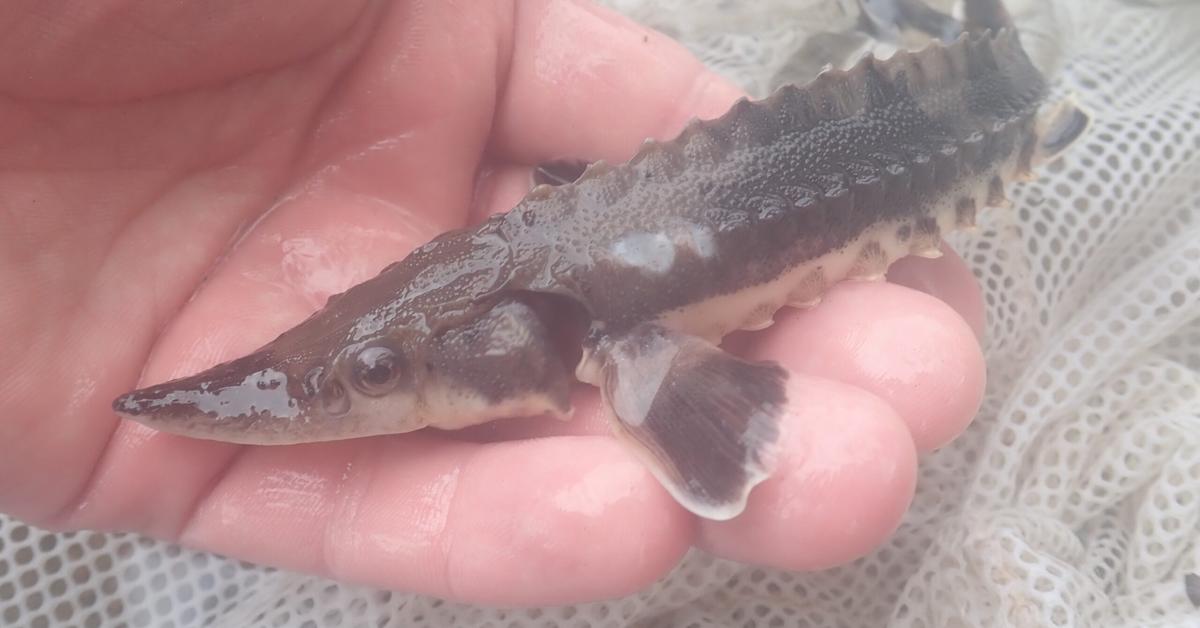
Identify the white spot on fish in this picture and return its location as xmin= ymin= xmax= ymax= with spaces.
xmin=611 ymin=232 xmax=676 ymax=274
xmin=610 ymin=221 xmax=716 ymax=274
xmin=147 ymin=368 xmax=299 ymax=420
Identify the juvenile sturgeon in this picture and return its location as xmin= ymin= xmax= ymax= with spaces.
xmin=114 ymin=0 xmax=1088 ymax=520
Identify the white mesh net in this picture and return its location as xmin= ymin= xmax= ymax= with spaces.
xmin=4 ymin=0 xmax=1200 ymax=626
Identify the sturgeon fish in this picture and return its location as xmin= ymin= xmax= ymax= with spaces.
xmin=114 ymin=0 xmax=1088 ymax=520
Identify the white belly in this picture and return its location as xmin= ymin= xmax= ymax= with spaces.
xmin=656 ymin=170 xmax=1000 ymax=344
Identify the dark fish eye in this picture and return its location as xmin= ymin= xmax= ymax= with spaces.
xmin=351 ymin=345 xmax=403 ymax=396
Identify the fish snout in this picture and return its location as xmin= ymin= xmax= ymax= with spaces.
xmin=111 ymin=353 xmax=316 ymax=444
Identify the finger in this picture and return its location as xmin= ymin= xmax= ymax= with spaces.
xmin=887 ymin=243 xmax=986 ymax=339
xmin=467 ymin=162 xmax=534 ymax=224
xmin=738 ymin=280 xmax=986 ymax=453
xmin=493 ymin=0 xmax=746 ymax=165
xmin=175 ymin=434 xmax=692 ymax=606
xmin=699 ymin=375 xmax=917 ymax=570
xmin=288 ymin=1 xmax=512 ymax=230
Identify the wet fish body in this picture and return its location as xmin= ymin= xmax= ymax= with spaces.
xmin=114 ymin=0 xmax=1088 ymax=520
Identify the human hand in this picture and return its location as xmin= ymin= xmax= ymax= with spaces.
xmin=0 ymin=0 xmax=985 ymax=606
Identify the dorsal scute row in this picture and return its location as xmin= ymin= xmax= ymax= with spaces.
xmin=512 ymin=28 xmax=1042 ymax=231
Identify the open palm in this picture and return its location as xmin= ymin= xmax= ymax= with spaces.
xmin=0 ymin=0 xmax=986 ymax=606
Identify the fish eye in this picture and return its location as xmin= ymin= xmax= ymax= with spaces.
xmin=351 ymin=345 xmax=403 ymax=396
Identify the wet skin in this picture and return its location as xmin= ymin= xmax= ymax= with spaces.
xmin=0 ymin=0 xmax=985 ymax=606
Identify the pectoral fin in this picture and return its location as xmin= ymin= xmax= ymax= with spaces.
xmin=594 ymin=324 xmax=787 ymax=520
